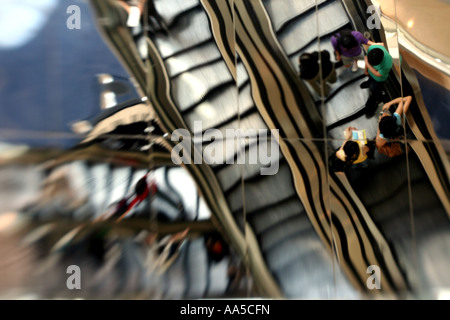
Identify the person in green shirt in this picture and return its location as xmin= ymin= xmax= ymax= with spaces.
xmin=360 ymin=45 xmax=393 ymax=117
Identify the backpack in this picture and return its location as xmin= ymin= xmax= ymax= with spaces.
xmin=377 ymin=141 xmax=403 ymax=157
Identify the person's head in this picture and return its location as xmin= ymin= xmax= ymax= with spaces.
xmin=299 ymin=52 xmax=317 ymax=67
xmin=368 ymin=48 xmax=384 ymax=66
xmin=299 ymin=52 xmax=318 ymax=77
xmin=339 ymin=30 xmax=358 ymax=49
xmin=343 ymin=141 xmax=360 ymax=163
xmin=379 ymin=115 xmax=401 ymax=139
xmin=329 ymin=153 xmax=346 ymax=172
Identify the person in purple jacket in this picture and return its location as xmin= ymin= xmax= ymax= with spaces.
xmin=331 ymin=30 xmax=379 ymax=72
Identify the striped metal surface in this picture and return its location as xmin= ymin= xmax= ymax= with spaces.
xmin=85 ymin=0 xmax=450 ymax=299
xmin=0 ymin=0 xmax=448 ymax=299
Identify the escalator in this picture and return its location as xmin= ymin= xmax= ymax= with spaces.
xmin=4 ymin=0 xmax=447 ymax=299
xmin=87 ymin=0 xmax=450 ymax=299
xmin=261 ymin=0 xmax=450 ymax=297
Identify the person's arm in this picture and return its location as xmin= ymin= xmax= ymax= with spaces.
xmin=376 ymin=131 xmax=385 ymax=150
xmin=364 ymin=55 xmax=383 ymax=77
xmin=375 ymin=122 xmax=386 ymax=150
xmin=331 ymin=36 xmax=341 ymax=61
xmin=367 ymin=40 xmax=384 ymax=47
xmin=356 ymin=31 xmax=384 ymax=48
xmin=118 ymin=0 xmax=146 ymax=12
xmin=335 ymin=50 xmax=341 ymax=62
xmin=118 ymin=0 xmax=147 ymax=26
xmin=338 ymin=127 xmax=354 ymax=149
xmin=340 ymin=126 xmax=356 ymax=149
xmin=344 ymin=126 xmax=357 ymax=140
xmin=394 ymin=95 xmax=412 ymax=115
xmin=382 ymin=97 xmax=403 ymax=111
xmin=138 ymin=0 xmax=147 ymax=12
xmin=117 ymin=0 xmax=131 ymax=13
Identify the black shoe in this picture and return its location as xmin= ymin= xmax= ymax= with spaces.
xmin=360 ymin=80 xmax=370 ymax=89
xmin=365 ymin=102 xmax=379 ymax=118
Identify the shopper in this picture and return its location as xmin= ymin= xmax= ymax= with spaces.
xmin=331 ymin=30 xmax=378 ymax=72
xmin=360 ymin=45 xmax=393 ymax=117
xmin=298 ymin=50 xmax=337 ymax=96
xmin=376 ymin=96 xmax=412 ymax=157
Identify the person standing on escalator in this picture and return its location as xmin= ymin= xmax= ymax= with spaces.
xmin=298 ymin=50 xmax=337 ymax=97
xmin=360 ymin=45 xmax=393 ymax=118
xmin=331 ymin=30 xmax=379 ymax=72
xmin=376 ymin=96 xmax=412 ymax=157
xmin=329 ymin=126 xmax=376 ymax=172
